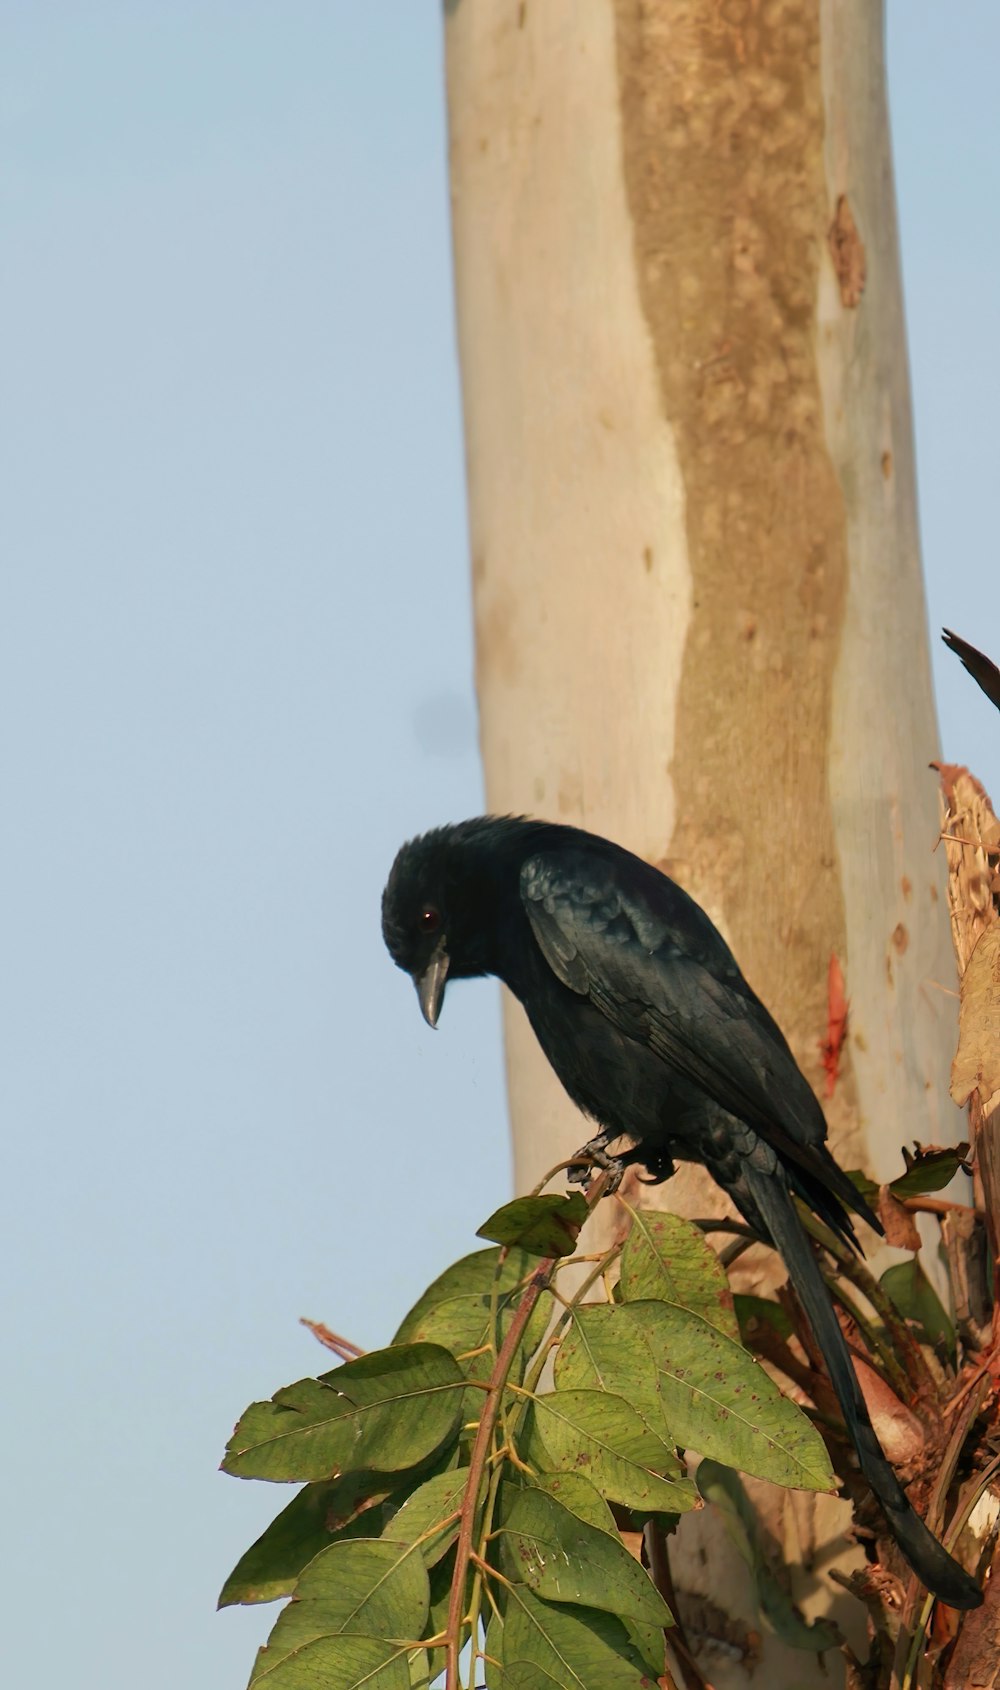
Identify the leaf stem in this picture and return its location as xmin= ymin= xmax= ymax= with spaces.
xmin=445 ymin=1258 xmax=552 ymax=1687
xmin=820 ymin=1272 xmax=910 ymax=1396
xmin=443 ymin=1174 xmax=612 ymax=1690
xmin=529 ymin=1155 xmax=588 ymax=1195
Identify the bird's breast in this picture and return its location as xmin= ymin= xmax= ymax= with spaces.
xmin=518 ymin=976 xmax=709 ymax=1151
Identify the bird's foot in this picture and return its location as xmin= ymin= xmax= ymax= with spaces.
xmin=567 ymin=1137 xmax=628 ymax=1193
xmin=568 ymin=1137 xmax=678 ymax=1191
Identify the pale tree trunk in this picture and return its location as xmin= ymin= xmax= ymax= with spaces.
xmin=445 ymin=1 xmax=960 ymax=1681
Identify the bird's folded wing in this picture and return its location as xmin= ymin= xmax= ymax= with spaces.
xmin=521 ymin=849 xmax=827 ymax=1157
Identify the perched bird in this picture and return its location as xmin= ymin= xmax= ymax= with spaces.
xmin=382 ymin=815 xmax=982 ymax=1610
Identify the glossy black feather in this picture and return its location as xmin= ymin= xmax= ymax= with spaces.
xmin=382 ymin=815 xmax=982 ymax=1608
xmin=942 ymin=628 xmax=1000 ymax=715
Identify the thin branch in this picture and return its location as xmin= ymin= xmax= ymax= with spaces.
xmin=446 ymin=1286 xmax=547 ymax=1689
xmin=644 ymin=1519 xmax=704 ymax=1690
xmin=529 ymin=1155 xmax=590 ymax=1195
xmin=298 ymin=1318 xmax=365 ymax=1359
xmin=819 ymin=1273 xmax=910 ymax=1397
xmin=688 ymin=1218 xmax=760 ymax=1240
xmin=796 ymin=1207 xmax=939 ymax=1399
xmin=901 ymin=1195 xmax=986 ymax=1222
xmin=895 ymin=1447 xmax=1000 ymax=1689
xmin=444 ymin=1173 xmax=612 ymax=1690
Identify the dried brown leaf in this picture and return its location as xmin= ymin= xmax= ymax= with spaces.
xmin=877 ymin=1185 xmax=922 ymax=1252
xmin=855 ymin=1356 xmax=926 ymax=1467
xmin=951 ymin=926 xmax=1000 ymax=1111
xmin=935 ymin=764 xmax=1000 ymax=974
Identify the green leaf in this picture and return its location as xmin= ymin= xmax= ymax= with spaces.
xmin=250 ymin=1538 xmax=429 ymax=1682
xmin=498 ymin=1470 xmax=671 ymax=1672
xmin=219 ymin=1473 xmax=393 ymax=1607
xmin=880 ymin=1260 xmax=956 ymax=1358
xmin=477 ymin=1194 xmax=589 ymax=1257
xmin=405 ymin=1647 xmax=436 ymax=1690
xmin=890 ymin=1144 xmax=970 ymax=1199
xmin=845 ymin=1169 xmax=879 ymax=1204
xmin=394 ymin=1247 xmax=535 ymax=1338
xmin=697 ymin=1460 xmax=840 ymax=1653
xmin=222 ymin=1344 xmax=465 ymax=1482
xmin=403 ymin=1555 xmax=452 ymax=1689
xmin=400 ymin=1292 xmax=496 ymax=1361
xmin=734 ymin=1295 xmax=794 ymax=1346
xmin=622 ymin=1615 xmax=667 ymax=1681
xmin=632 ymin=1300 xmax=835 ymax=1491
xmin=526 ymin=1388 xmax=697 ymax=1513
xmin=526 ymin=1471 xmax=618 ymax=1536
xmin=251 ymin=1634 xmax=411 ymax=1689
xmin=380 ymin=1470 xmax=467 ymax=1568
xmin=554 ymin=1302 xmax=662 ymax=1431
xmin=850 ymin=1146 xmax=970 ymax=1204
xmin=619 ymin=1209 xmax=739 ymax=1339
xmin=393 ymin=1247 xmax=552 ymax=1374
xmin=555 ymin=1300 xmax=830 ymax=1492
xmin=486 ymin=1586 xmax=654 ymax=1688
xmin=396 ymin=1288 xmax=553 ymax=1379
xmin=496 ymin=1484 xmax=672 ymax=1628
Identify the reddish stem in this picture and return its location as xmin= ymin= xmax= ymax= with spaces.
xmin=444 ymin=1257 xmax=555 ymax=1690
xmin=298 ymin=1318 xmax=365 ymax=1359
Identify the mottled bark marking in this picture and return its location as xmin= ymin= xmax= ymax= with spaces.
xmin=614 ymin=0 xmax=856 ymax=1130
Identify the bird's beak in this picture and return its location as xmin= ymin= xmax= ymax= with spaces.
xmin=414 ymin=939 xmax=449 ymax=1028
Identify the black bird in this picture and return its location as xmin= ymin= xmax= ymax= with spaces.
xmin=382 ymin=815 xmax=982 ymax=1609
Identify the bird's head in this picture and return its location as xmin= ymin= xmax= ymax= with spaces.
xmin=381 ymin=817 xmax=537 ymax=1025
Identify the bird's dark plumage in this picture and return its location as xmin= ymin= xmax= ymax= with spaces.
xmin=942 ymin=628 xmax=1000 ymax=715
xmin=382 ymin=816 xmax=982 ymax=1609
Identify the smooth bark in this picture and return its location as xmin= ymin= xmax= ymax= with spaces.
xmin=445 ymin=3 xmax=958 ymax=1679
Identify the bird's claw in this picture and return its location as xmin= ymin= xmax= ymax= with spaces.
xmin=567 ymin=1138 xmax=628 ymax=1193
xmin=567 ymin=1137 xmax=678 ymax=1191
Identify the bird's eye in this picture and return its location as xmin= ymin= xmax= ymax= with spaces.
xmin=419 ymin=906 xmax=441 ymax=933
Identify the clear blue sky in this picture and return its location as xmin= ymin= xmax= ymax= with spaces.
xmin=2 ymin=6 xmax=997 ymax=1686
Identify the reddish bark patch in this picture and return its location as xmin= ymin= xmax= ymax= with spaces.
xmin=828 ymin=194 xmax=866 ymax=307
xmin=820 ymin=953 xmax=849 ymax=1098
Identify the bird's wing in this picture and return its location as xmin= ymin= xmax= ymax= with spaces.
xmin=520 ymin=847 xmax=826 ymax=1155
xmin=942 ymin=628 xmax=1000 ymax=715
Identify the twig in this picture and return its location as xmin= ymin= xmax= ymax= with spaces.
xmin=445 ymin=1265 xmax=552 ymax=1688
xmin=893 ymin=1372 xmax=989 ymax=1681
xmin=529 ymin=1155 xmax=590 ymax=1195
xmin=797 ymin=1208 xmax=938 ymax=1400
xmin=820 ymin=1273 xmax=910 ymax=1397
xmin=946 ymin=1364 xmax=992 ymax=1418
xmin=444 ymin=1173 xmax=612 ymax=1690
xmin=719 ymin=1235 xmax=756 ymax=1270
xmin=298 ymin=1318 xmax=365 ymax=1359
xmin=645 ymin=1519 xmax=707 ymax=1690
xmin=894 ymin=1447 xmax=998 ymax=1689
xmin=689 ymin=1218 xmax=761 ymax=1241
xmin=901 ymin=1195 xmax=986 ymax=1222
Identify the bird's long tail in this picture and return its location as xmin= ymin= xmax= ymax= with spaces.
xmin=743 ymin=1166 xmax=982 ymax=1610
